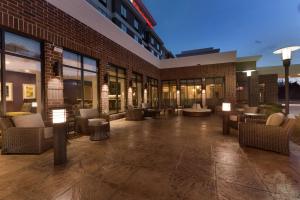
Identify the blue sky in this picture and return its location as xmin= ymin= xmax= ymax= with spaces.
xmin=143 ymin=0 xmax=300 ymax=67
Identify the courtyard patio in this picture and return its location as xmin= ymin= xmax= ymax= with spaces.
xmin=0 ymin=115 xmax=300 ymax=200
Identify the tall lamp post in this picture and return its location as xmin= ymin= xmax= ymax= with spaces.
xmin=274 ymin=46 xmax=300 ymax=115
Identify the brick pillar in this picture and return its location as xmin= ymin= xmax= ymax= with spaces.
xmin=44 ymin=42 xmax=64 ymax=122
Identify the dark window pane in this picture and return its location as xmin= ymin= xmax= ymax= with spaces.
xmin=5 ymin=32 xmax=41 ymax=58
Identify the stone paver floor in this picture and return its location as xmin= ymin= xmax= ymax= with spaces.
xmin=1 ymin=115 xmax=300 ymax=200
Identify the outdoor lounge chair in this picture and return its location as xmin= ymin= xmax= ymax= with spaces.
xmin=77 ymin=108 xmax=110 ymax=135
xmin=0 ymin=114 xmax=53 ymax=154
xmin=239 ymin=113 xmax=296 ymax=155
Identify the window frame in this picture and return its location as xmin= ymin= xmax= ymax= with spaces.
xmin=62 ymin=49 xmax=99 ymax=109
xmin=107 ymin=64 xmax=127 ymax=114
xmin=0 ymin=29 xmax=45 ymax=117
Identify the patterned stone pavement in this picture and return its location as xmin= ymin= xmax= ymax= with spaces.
xmin=0 ymin=115 xmax=300 ymax=200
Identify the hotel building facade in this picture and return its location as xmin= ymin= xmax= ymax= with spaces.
xmin=0 ymin=0 xmax=277 ymax=122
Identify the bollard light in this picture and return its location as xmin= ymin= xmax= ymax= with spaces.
xmin=222 ymin=102 xmax=231 ymax=112
xmin=52 ymin=109 xmax=66 ymax=124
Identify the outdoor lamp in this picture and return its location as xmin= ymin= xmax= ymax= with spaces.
xmin=222 ymin=102 xmax=231 ymax=135
xmin=243 ymin=70 xmax=256 ymax=77
xmin=52 ymin=108 xmax=67 ymax=165
xmin=52 ymin=109 xmax=67 ymax=124
xmin=32 ymin=102 xmax=37 ymax=108
xmin=222 ymin=102 xmax=231 ymax=112
xmin=274 ymin=46 xmax=300 ymax=114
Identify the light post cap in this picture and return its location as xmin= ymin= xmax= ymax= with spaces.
xmin=274 ymin=46 xmax=300 ymax=60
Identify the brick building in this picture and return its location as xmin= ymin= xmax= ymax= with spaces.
xmin=0 ymin=0 xmax=278 ymax=122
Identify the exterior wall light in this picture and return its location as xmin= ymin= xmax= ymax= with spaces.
xmin=274 ymin=46 xmax=300 ymax=114
xmin=243 ymin=70 xmax=256 ymax=77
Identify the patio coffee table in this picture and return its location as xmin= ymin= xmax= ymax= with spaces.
xmin=89 ymin=122 xmax=110 ymax=141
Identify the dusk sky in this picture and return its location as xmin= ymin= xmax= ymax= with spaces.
xmin=143 ymin=0 xmax=300 ymax=67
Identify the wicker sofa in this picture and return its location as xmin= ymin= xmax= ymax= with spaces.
xmin=0 ymin=114 xmax=53 ymax=154
xmin=76 ymin=109 xmax=110 ymax=135
xmin=239 ymin=113 xmax=296 ymax=155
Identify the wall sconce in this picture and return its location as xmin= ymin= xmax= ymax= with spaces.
xmin=243 ymin=70 xmax=256 ymax=77
xmin=52 ymin=61 xmax=62 ymax=77
xmin=129 ymin=80 xmax=133 ymax=88
xmin=52 ymin=109 xmax=67 ymax=124
xmin=222 ymin=102 xmax=231 ymax=112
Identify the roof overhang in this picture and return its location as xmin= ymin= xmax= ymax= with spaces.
xmin=257 ymin=65 xmax=300 ymax=77
xmin=160 ymin=51 xmax=237 ymax=69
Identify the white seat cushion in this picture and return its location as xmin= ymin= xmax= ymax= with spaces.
xmin=44 ymin=127 xmax=53 ymax=139
xmin=244 ymin=107 xmax=258 ymax=114
xmin=80 ymin=109 xmax=99 ymax=119
xmin=12 ymin=114 xmax=45 ymax=128
xmin=229 ymin=115 xmax=238 ymax=122
xmin=88 ymin=118 xmax=106 ymax=126
xmin=266 ymin=113 xmax=285 ymax=126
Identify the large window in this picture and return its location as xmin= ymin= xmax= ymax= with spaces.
xmin=147 ymin=77 xmax=158 ymax=108
xmin=0 ymin=31 xmax=42 ymax=116
xmin=180 ymin=79 xmax=203 ymax=107
xmin=132 ymin=72 xmax=143 ymax=107
xmin=63 ymin=50 xmax=98 ymax=116
xmin=108 ymin=65 xmax=126 ymax=114
xmin=162 ymin=80 xmax=177 ymax=107
xmin=205 ymin=78 xmax=225 ymax=100
xmin=180 ymin=78 xmax=224 ymax=107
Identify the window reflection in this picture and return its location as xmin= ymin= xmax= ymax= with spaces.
xmin=5 ymin=32 xmax=41 ymax=59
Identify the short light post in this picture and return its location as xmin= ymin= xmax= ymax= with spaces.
xmin=243 ymin=70 xmax=255 ymax=106
xmin=222 ymin=102 xmax=231 ymax=135
xmin=274 ymin=46 xmax=300 ymax=115
xmin=52 ymin=108 xmax=67 ymax=165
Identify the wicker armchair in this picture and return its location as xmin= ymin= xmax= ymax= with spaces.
xmin=76 ymin=109 xmax=110 ymax=135
xmin=126 ymin=108 xmax=144 ymax=121
xmin=239 ymin=115 xmax=296 ymax=155
xmin=0 ymin=114 xmax=53 ymax=155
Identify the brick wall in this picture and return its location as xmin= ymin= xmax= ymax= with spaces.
xmin=0 ymin=0 xmax=160 ymax=118
xmin=160 ymin=63 xmax=237 ymax=103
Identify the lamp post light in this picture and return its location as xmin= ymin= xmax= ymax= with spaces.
xmin=222 ymin=102 xmax=231 ymax=135
xmin=52 ymin=108 xmax=67 ymax=165
xmin=243 ymin=70 xmax=256 ymax=106
xmin=274 ymin=46 xmax=300 ymax=115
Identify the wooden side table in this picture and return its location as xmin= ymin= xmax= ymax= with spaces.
xmin=89 ymin=122 xmax=110 ymax=141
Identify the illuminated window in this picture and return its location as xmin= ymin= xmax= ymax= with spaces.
xmin=134 ymin=35 xmax=139 ymax=43
xmin=150 ymin=37 xmax=154 ymax=45
xmin=134 ymin=19 xmax=139 ymax=30
xmin=121 ymin=5 xmax=127 ymax=18
xmin=121 ymin=23 xmax=127 ymax=33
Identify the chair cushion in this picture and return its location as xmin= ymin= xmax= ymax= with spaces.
xmin=266 ymin=113 xmax=285 ymax=126
xmin=88 ymin=118 xmax=106 ymax=126
xmin=192 ymin=104 xmax=197 ymax=109
xmin=80 ymin=109 xmax=99 ymax=119
xmin=12 ymin=114 xmax=45 ymax=128
xmin=229 ymin=115 xmax=238 ymax=122
xmin=244 ymin=107 xmax=258 ymax=114
xmin=0 ymin=118 xmax=14 ymax=130
xmin=44 ymin=127 xmax=53 ymax=139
